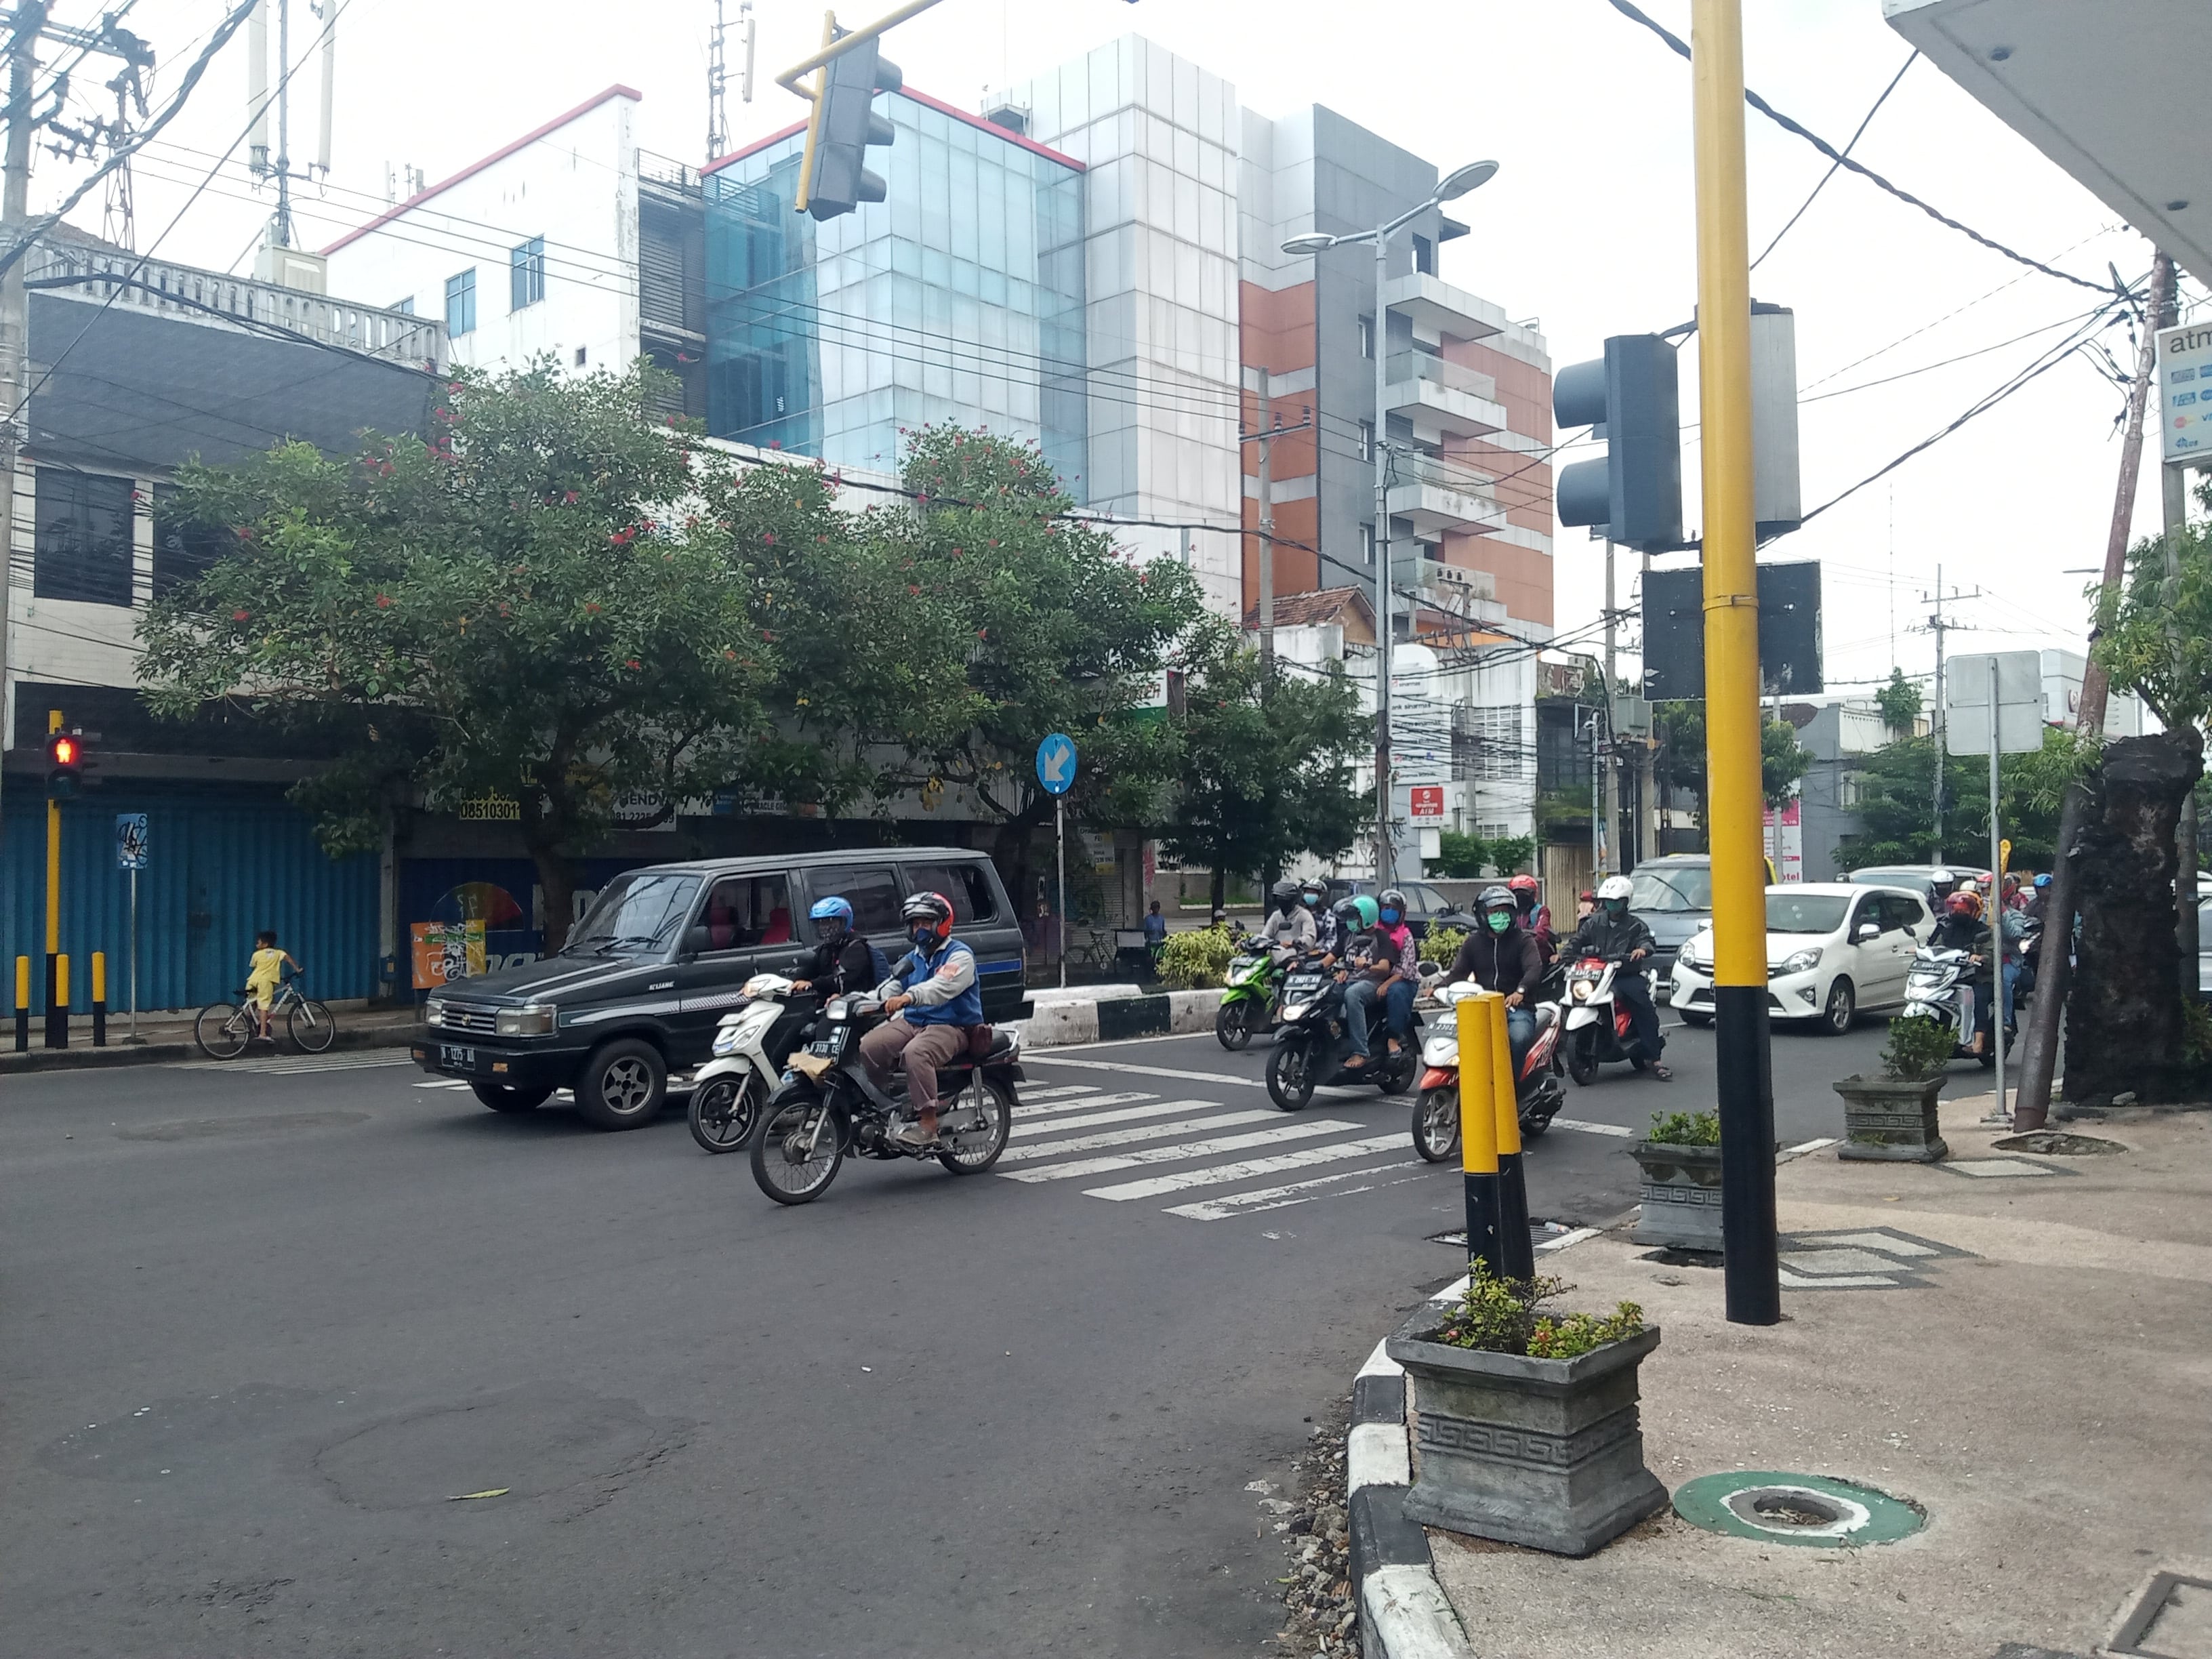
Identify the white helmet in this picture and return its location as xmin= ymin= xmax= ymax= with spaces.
xmin=1596 ymin=875 xmax=1633 ymax=903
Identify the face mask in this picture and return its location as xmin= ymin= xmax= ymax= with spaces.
xmin=1380 ymin=909 xmax=1401 ymax=926
xmin=911 ymin=926 xmax=939 ymax=949
xmin=1603 ymin=899 xmax=1628 ymax=917
xmin=820 ymin=921 xmax=846 ymax=943
xmin=1486 ymin=912 xmax=1511 ymax=933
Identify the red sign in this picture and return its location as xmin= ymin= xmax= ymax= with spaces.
xmin=1409 ymin=785 xmax=1445 ymax=822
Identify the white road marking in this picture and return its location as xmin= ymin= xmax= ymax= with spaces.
xmin=188 ymin=1051 xmax=415 ymax=1075
xmin=1550 ymin=1116 xmax=1635 ymax=1138
xmin=1536 ymin=1225 xmax=1603 ymax=1254
xmin=1085 ymin=1132 xmax=1410 ymax=1202
xmin=998 ymin=1109 xmax=1283 ymax=1162
xmin=412 ymin=1078 xmax=474 ymax=1090
xmin=1164 ymin=1160 xmax=1427 ymax=1220
xmin=1014 ymin=1099 xmax=1244 ymax=1135
xmin=1016 ymin=1084 xmax=1103 ymax=1103
xmin=1010 ymin=1090 xmax=1162 ymax=1118
xmin=1021 ymin=1057 xmax=1267 ymax=1089
xmin=1781 ymin=1136 xmax=1839 ymax=1160
xmin=1000 ymin=1119 xmax=1359 ymax=1183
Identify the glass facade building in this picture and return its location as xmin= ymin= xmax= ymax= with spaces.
xmin=704 ymin=91 xmax=1088 ymax=495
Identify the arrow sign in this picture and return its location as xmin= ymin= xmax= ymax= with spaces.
xmin=1036 ymin=733 xmax=1078 ymax=796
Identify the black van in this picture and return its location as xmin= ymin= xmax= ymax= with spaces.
xmin=409 ymin=847 xmax=1025 ymax=1130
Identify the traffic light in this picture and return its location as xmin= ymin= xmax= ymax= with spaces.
xmin=1554 ymin=334 xmax=1683 ymax=554
xmin=802 ymin=29 xmax=901 ymax=221
xmin=45 ymin=731 xmax=83 ymax=800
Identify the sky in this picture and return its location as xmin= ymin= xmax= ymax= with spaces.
xmin=33 ymin=0 xmax=2196 ymax=701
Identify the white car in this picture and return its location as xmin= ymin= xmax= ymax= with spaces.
xmin=1668 ymin=883 xmax=1935 ymax=1035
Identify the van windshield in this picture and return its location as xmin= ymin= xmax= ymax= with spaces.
xmin=1630 ymin=866 xmax=1712 ymax=914
xmin=563 ymin=872 xmax=702 ymax=956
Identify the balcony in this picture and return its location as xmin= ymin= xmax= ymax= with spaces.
xmin=1383 ymin=351 xmax=1507 ymax=438
xmin=1387 ymin=452 xmax=1506 ymax=536
xmin=1381 ymin=271 xmax=1506 ymax=343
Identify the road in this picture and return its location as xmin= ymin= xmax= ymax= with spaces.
xmin=0 ymin=1013 xmax=1994 ymax=1657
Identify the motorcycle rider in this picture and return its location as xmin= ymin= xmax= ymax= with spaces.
xmin=1259 ymin=879 xmax=1317 ymax=951
xmin=1447 ymin=886 xmax=1546 ymax=1071
xmin=1308 ymin=880 xmax=1345 ymax=960
xmin=859 ymin=891 xmax=985 ymax=1149
xmin=790 ymin=897 xmax=881 ymax=998
xmin=1559 ymin=874 xmax=1671 ymax=1080
xmin=1343 ymin=891 xmax=1418 ymax=1072
xmin=1930 ymin=888 xmax=1996 ymax=1054
xmin=1507 ymin=874 xmax=1553 ymax=956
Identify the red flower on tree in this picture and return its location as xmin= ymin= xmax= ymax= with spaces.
xmin=232 ymin=609 xmax=251 ymax=622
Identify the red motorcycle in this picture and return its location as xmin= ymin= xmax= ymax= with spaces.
xmin=1410 ymin=981 xmax=1565 ymax=1162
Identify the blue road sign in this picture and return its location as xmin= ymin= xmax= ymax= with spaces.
xmin=1036 ymin=733 xmax=1078 ymax=796
xmin=116 ymin=813 xmax=149 ymax=870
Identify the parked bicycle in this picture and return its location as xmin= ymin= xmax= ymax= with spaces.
xmin=194 ymin=975 xmax=335 ymax=1059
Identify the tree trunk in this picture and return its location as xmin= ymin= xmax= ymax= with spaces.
xmin=531 ymin=840 xmax=579 ymax=956
xmin=1210 ymin=863 xmax=1226 ymax=912
xmin=2064 ymin=731 xmax=2205 ymax=1104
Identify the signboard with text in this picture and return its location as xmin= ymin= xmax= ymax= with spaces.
xmin=2160 ymin=323 xmax=2212 ymax=466
xmin=1408 ymin=785 xmax=1445 ymax=822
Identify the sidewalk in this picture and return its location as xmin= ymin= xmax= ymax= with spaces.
xmin=1 ymin=1001 xmax=421 ymax=1073
xmin=1404 ymin=1097 xmax=2212 ymax=1658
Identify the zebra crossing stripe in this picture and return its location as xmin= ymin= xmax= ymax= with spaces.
xmin=1000 ymin=1119 xmax=1359 ymax=1184
xmin=1011 ymin=1090 xmax=1162 ymax=1118
xmin=997 ymin=1109 xmax=1282 ymax=1164
xmin=1083 ymin=1132 xmax=1410 ymax=1203
xmin=208 ymin=1051 xmax=415 ymax=1075
xmin=1017 ymin=1085 xmax=1103 ymax=1103
xmin=1163 ymin=1159 xmax=1426 ymax=1221
xmin=1010 ymin=1097 xmax=1243 ymax=1134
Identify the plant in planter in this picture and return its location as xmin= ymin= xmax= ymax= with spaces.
xmin=1387 ymin=1269 xmax=1667 ymax=1557
xmin=1832 ymin=1015 xmax=1950 ymax=1162
xmin=1630 ymin=1107 xmax=1724 ymax=1252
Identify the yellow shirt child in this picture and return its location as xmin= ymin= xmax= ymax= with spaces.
xmin=245 ymin=938 xmax=297 ymax=1008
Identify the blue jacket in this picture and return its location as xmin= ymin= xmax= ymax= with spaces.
xmin=878 ymin=937 xmax=984 ymax=1027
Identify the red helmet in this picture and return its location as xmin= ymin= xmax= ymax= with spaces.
xmin=1946 ymin=890 xmax=1983 ymax=918
xmin=901 ymin=890 xmax=955 ymax=941
xmin=1507 ymin=874 xmax=1540 ymax=895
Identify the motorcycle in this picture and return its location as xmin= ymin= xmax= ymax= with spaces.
xmin=1561 ymin=954 xmax=1657 ymax=1085
xmin=1410 ymin=981 xmax=1565 ymax=1162
xmin=1902 ymin=944 xmax=2011 ymax=1069
xmin=1215 ymin=946 xmax=1290 ymax=1050
xmin=749 ymin=993 xmax=1023 ymax=1205
xmin=687 ymin=974 xmax=819 ymax=1153
xmin=1265 ymin=956 xmax=1422 ymax=1110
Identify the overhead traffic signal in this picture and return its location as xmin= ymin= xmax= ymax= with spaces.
xmin=45 ymin=731 xmax=83 ymax=800
xmin=800 ymin=28 xmax=902 ymax=221
xmin=1554 ymin=334 xmax=1683 ymax=554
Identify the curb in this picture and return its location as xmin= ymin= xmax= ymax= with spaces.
xmin=1013 ymin=987 xmax=1223 ymax=1049
xmin=1 ymin=1017 xmax=420 ymax=1076
xmin=1345 ymin=1229 xmax=1601 ymax=1659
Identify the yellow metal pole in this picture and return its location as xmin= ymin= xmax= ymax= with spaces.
xmin=1691 ymin=0 xmax=1778 ymax=1324
xmin=1456 ymin=992 xmax=1500 ymax=1275
xmin=44 ymin=708 xmax=61 ymax=1047
xmin=790 ymin=11 xmax=836 ymax=215
xmin=1488 ymin=992 xmax=1534 ymax=1278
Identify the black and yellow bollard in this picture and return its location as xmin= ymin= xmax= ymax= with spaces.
xmin=47 ymin=952 xmax=69 ymax=1049
xmin=91 ymin=951 xmax=108 ymax=1048
xmin=1488 ymin=993 xmax=1536 ymax=1281
xmin=1456 ymin=991 xmax=1502 ymax=1275
xmin=13 ymin=956 xmax=28 ymax=1052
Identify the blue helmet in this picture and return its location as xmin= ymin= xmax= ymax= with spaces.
xmin=2033 ymin=874 xmax=2051 ymax=889
xmin=809 ymin=896 xmax=855 ymax=930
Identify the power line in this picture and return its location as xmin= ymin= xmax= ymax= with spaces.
xmin=1750 ymin=49 xmax=1916 ymax=270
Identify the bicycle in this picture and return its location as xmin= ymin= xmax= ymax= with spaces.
xmin=194 ymin=975 xmax=336 ymax=1059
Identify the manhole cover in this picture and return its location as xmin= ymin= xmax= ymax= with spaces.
xmin=2112 ymin=1572 xmax=2212 ymax=1658
xmin=1673 ymin=1471 xmax=1925 ymax=1548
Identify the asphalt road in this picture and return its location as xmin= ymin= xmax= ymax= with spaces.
xmin=0 ymin=1012 xmax=1998 ymax=1658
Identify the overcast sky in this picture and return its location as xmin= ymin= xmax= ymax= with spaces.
xmin=42 ymin=0 xmax=2196 ymax=699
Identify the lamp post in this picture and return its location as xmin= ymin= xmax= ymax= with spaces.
xmin=1282 ymin=159 xmax=1498 ymax=884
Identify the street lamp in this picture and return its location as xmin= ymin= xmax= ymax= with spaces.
xmin=1280 ymin=159 xmax=1500 ymax=884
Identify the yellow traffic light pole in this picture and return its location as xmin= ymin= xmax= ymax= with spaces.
xmin=1690 ymin=0 xmax=1779 ymax=1323
xmin=777 ymin=0 xmax=945 ymax=214
xmin=45 ymin=706 xmax=62 ymax=1048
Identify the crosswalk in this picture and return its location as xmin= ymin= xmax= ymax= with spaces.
xmin=184 ymin=1050 xmax=418 ymax=1076
xmin=1001 ymin=1079 xmax=1432 ymax=1222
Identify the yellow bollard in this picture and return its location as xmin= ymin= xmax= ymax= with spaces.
xmin=1456 ymin=991 xmax=1501 ymax=1274
xmin=1489 ymin=994 xmax=1534 ymax=1278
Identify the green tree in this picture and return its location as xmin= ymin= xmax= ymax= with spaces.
xmin=1875 ymin=668 xmax=1923 ymax=737
xmin=1763 ymin=718 xmax=1814 ymax=807
xmin=1835 ymin=729 xmax=2081 ymax=871
xmin=139 ymin=361 xmax=794 ymax=947
xmin=1158 ymin=620 xmax=1368 ymax=907
xmin=1429 ymin=830 xmax=1491 ymax=879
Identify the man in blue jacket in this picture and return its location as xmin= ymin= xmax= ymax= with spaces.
xmin=859 ymin=890 xmax=984 ymax=1147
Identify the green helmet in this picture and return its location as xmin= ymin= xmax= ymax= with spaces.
xmin=1350 ymin=894 xmax=1379 ymax=928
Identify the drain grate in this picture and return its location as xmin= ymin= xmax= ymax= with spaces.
xmin=2110 ymin=1572 xmax=2212 ymax=1658
xmin=1673 ymin=1471 xmax=1925 ymax=1548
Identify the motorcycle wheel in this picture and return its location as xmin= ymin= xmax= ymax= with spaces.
xmin=1214 ymin=1000 xmax=1253 ymax=1051
xmin=937 ymin=1074 xmax=1014 ymax=1174
xmin=1378 ymin=1046 xmax=1415 ymax=1096
xmin=1566 ymin=1029 xmax=1598 ymax=1087
xmin=1412 ymin=1087 xmax=1459 ymax=1163
xmin=1518 ymin=1108 xmax=1553 ymax=1140
xmin=750 ymin=1095 xmax=844 ymax=1204
xmin=1265 ymin=1042 xmax=1316 ymax=1111
xmin=688 ymin=1074 xmax=760 ymax=1154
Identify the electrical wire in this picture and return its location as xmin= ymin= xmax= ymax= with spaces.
xmin=1751 ymin=49 xmax=1916 ymax=270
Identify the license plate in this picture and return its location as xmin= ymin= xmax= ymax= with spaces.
xmin=1286 ymin=975 xmax=1322 ymax=993
xmin=440 ymin=1044 xmax=477 ymax=1068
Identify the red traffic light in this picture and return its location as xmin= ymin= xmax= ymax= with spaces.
xmin=49 ymin=734 xmax=79 ymax=768
xmin=45 ymin=731 xmax=84 ymax=799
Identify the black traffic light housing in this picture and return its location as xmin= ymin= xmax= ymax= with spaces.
xmin=805 ymin=31 xmax=901 ymax=220
xmin=45 ymin=731 xmax=83 ymax=800
xmin=1554 ymin=333 xmax=1683 ymax=554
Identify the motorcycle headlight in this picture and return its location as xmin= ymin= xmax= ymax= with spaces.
xmin=495 ymin=1005 xmax=555 ymax=1038
xmin=1423 ymin=1038 xmax=1458 ymax=1067
xmin=1570 ymin=981 xmax=1593 ymax=1002
xmin=1280 ymin=1002 xmax=1309 ymax=1022
xmin=712 ymin=1026 xmax=742 ymax=1057
xmin=1776 ymin=948 xmax=1823 ymax=977
xmin=424 ymin=999 xmax=445 ymax=1027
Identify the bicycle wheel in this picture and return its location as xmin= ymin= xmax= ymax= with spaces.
xmin=287 ymin=998 xmax=336 ymax=1053
xmin=194 ymin=1002 xmax=249 ymax=1060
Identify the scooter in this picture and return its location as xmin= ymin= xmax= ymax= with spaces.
xmin=1410 ymin=981 xmax=1565 ymax=1162
xmin=687 ymin=974 xmax=819 ymax=1153
xmin=1265 ymin=957 xmax=1422 ymax=1110
xmin=1561 ymin=954 xmax=1656 ymax=1084
xmin=1902 ymin=944 xmax=2012 ymax=1069
xmin=1215 ymin=947 xmax=1290 ymax=1050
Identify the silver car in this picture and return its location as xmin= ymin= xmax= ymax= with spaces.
xmin=1628 ymin=856 xmax=1713 ymax=991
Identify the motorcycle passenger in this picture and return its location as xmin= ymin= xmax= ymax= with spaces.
xmin=790 ymin=897 xmax=880 ymax=998
xmin=1343 ymin=891 xmax=1418 ymax=1072
xmin=1507 ymin=874 xmax=1553 ymax=956
xmin=860 ymin=891 xmax=985 ymax=1149
xmin=1447 ymin=886 xmax=1547 ymax=1071
xmin=1259 ymin=879 xmax=1317 ymax=951
xmin=1560 ymin=874 xmax=1671 ymax=1080
xmin=1930 ymin=889 xmax=1996 ymax=1054
xmin=1309 ymin=881 xmax=1345 ymax=959
xmin=2025 ymin=872 xmax=2051 ymax=926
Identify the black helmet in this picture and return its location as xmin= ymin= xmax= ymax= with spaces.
xmin=1298 ymin=878 xmax=1326 ymax=907
xmin=1271 ymin=878 xmax=1300 ymax=907
xmin=1331 ymin=896 xmax=1364 ymax=925
xmin=1477 ymin=885 xmax=1516 ymax=916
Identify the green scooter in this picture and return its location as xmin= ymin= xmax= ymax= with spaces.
xmin=1214 ymin=947 xmax=1288 ymax=1050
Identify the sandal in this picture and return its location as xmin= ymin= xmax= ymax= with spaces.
xmin=1650 ymin=1063 xmax=1673 ymax=1082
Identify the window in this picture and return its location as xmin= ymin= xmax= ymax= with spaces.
xmin=1629 ymin=865 xmax=1713 ymax=914
xmin=903 ymin=861 xmax=1000 ymax=924
xmin=445 ymin=268 xmax=476 ymax=335
xmin=1357 ymin=419 xmax=1374 ymax=462
xmin=1880 ymin=894 xmax=1927 ymax=934
xmin=1847 ymin=895 xmax=1883 ymax=937
xmin=808 ymin=866 xmax=902 ymax=934
xmin=1360 ymin=523 xmax=1376 ymax=566
xmin=1413 ymin=233 xmax=1435 ymax=276
xmin=510 ymin=236 xmax=546 ymax=310
xmin=390 ymin=295 xmax=414 ymax=316
xmin=574 ymin=346 xmax=588 ymax=367
xmin=150 ymin=483 xmax=228 ymax=599
xmin=1767 ymin=893 xmax=1848 ymax=935
xmin=565 ymin=872 xmax=701 ymax=956
xmin=1357 ymin=314 xmax=1374 ymax=360
xmin=695 ymin=873 xmax=792 ymax=951
xmin=34 ymin=468 xmax=134 ymax=606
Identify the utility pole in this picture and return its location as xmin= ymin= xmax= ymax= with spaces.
xmin=2155 ymin=251 xmax=2198 ymax=996
xmin=1373 ymin=231 xmax=1395 ymax=886
xmin=1931 ymin=563 xmax=1947 ymax=861
xmin=1256 ymin=368 xmax=1275 ymax=686
xmin=0 ymin=2 xmax=47 ymax=858
xmin=1585 ymin=706 xmax=1603 ymax=880
xmin=1603 ymin=536 xmax=1618 ymax=872
xmin=1689 ymin=0 xmax=1778 ymax=1326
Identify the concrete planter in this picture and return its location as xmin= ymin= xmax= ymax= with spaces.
xmin=1629 ymin=1140 xmax=1724 ymax=1251
xmin=1387 ymin=1312 xmax=1667 ymax=1558
xmin=1833 ymin=1074 xmax=1948 ymax=1162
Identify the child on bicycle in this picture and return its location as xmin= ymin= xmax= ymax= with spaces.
xmin=245 ymin=930 xmax=300 ymax=1042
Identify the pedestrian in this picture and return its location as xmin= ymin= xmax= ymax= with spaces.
xmin=1142 ymin=897 xmax=1168 ymax=964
